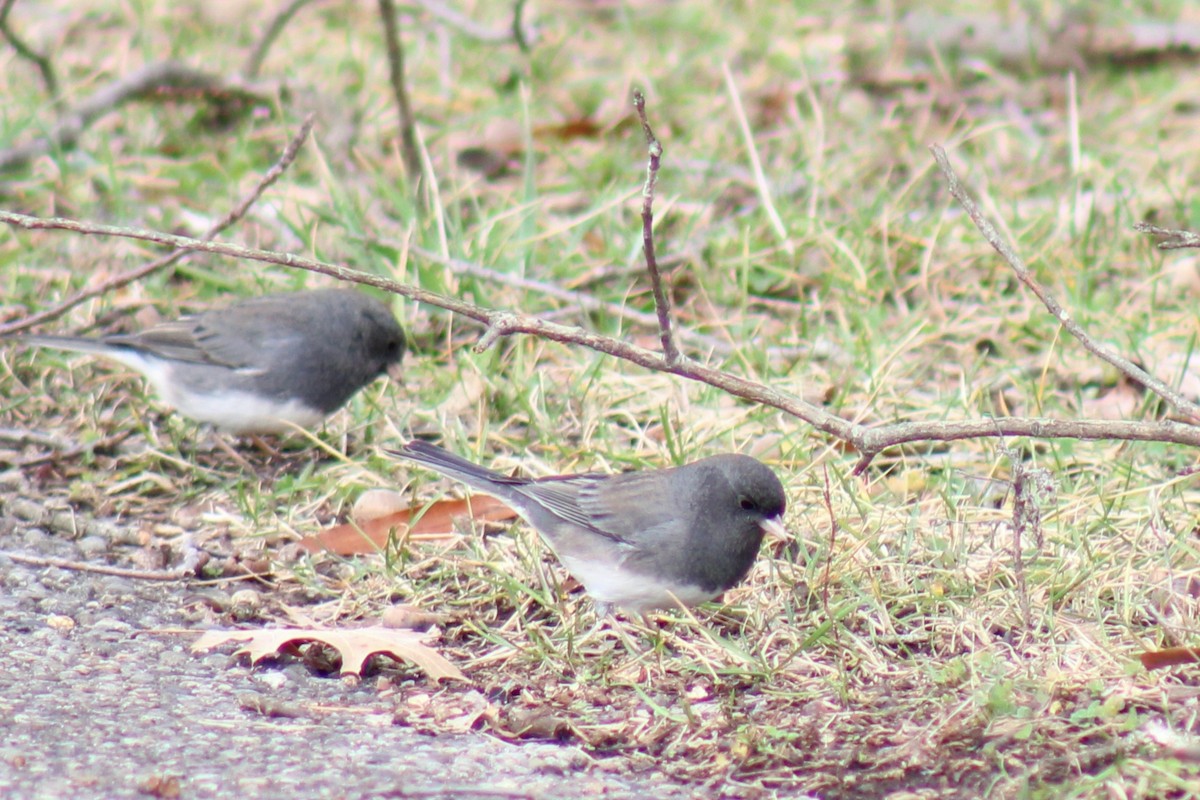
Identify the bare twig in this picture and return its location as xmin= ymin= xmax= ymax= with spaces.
xmin=2 ymin=552 xmax=193 ymax=581
xmin=243 ymin=0 xmax=320 ymax=79
xmin=0 ymin=61 xmax=276 ymax=172
xmin=1135 ymin=221 xmax=1200 ymax=250
xmin=632 ymin=90 xmax=679 ymax=365
xmin=0 ymin=0 xmax=58 ymax=105
xmin=0 ymin=115 xmax=315 ymax=336
xmin=5 ymin=212 xmax=1200 ymax=461
xmin=378 ymin=0 xmax=422 ymax=186
xmin=930 ymin=144 xmax=1200 ymax=424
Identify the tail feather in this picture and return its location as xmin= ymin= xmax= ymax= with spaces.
xmin=391 ymin=440 xmax=528 ymax=497
xmin=7 ymin=334 xmax=116 ymax=357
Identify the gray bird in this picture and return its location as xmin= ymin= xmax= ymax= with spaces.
xmin=8 ymin=288 xmax=405 ymax=435
xmin=391 ymin=440 xmax=788 ymax=615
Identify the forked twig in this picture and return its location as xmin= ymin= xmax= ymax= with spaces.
xmin=632 ymin=90 xmax=680 ymax=365
xmin=6 ymin=118 xmax=1200 ymax=466
xmin=6 ymin=209 xmax=1200 ymax=466
xmin=930 ymin=144 xmax=1200 ymax=423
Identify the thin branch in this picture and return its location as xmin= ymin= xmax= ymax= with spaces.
xmin=0 ymin=0 xmax=59 ymax=105
xmin=0 ymin=61 xmax=276 ymax=172
xmin=2 ymin=552 xmax=196 ymax=581
xmin=378 ymin=0 xmax=423 ymax=186
xmin=0 ymin=115 xmax=315 ymax=336
xmin=1135 ymin=221 xmax=1200 ymax=250
xmin=243 ymin=0 xmax=320 ymax=79
xmin=5 ymin=210 xmax=1200 ymax=463
xmin=633 ymin=90 xmax=679 ymax=365
xmin=930 ymin=144 xmax=1200 ymax=424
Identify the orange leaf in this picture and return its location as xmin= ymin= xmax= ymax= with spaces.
xmin=298 ymin=494 xmax=517 ymax=555
xmin=192 ymin=626 xmax=468 ymax=682
xmin=1140 ymin=647 xmax=1200 ymax=670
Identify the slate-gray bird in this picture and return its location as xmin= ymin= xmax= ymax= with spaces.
xmin=8 ymin=288 xmax=405 ymax=435
xmin=391 ymin=440 xmax=788 ymax=615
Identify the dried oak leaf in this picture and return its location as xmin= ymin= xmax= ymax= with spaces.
xmin=299 ymin=494 xmax=517 ymax=556
xmin=192 ymin=626 xmax=467 ymax=682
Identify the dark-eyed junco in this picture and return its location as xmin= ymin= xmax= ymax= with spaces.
xmin=391 ymin=440 xmax=788 ymax=615
xmin=8 ymin=288 xmax=405 ymax=435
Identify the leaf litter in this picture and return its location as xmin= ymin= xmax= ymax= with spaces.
xmin=192 ymin=626 xmax=467 ymax=683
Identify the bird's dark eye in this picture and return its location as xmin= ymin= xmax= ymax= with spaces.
xmin=738 ymin=496 xmax=757 ymax=512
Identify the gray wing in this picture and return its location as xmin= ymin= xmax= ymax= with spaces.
xmin=108 ymin=296 xmax=305 ymax=370
xmin=525 ymin=469 xmax=682 ymax=544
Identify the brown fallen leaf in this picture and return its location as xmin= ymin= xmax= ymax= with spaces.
xmin=298 ymin=494 xmax=517 ymax=555
xmin=192 ymin=626 xmax=468 ymax=682
xmin=1140 ymin=647 xmax=1200 ymax=671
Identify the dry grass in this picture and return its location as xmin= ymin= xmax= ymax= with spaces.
xmin=5 ymin=0 xmax=1200 ymax=797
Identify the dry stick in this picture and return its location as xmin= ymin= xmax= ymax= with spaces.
xmin=378 ymin=0 xmax=422 ymax=187
xmin=0 ymin=115 xmax=315 ymax=337
xmin=243 ymin=0 xmax=320 ymax=79
xmin=0 ymin=61 xmax=276 ymax=172
xmin=3 ymin=552 xmax=189 ymax=581
xmin=0 ymin=0 xmax=58 ymax=105
xmin=930 ymin=144 xmax=1200 ymax=424
xmin=5 ymin=212 xmax=1200 ymax=459
xmin=1135 ymin=221 xmax=1200 ymax=250
xmin=632 ymin=90 xmax=679 ymax=365
xmin=0 ymin=208 xmax=850 ymax=435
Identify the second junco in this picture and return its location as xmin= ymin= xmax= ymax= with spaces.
xmin=391 ymin=440 xmax=788 ymax=615
xmin=8 ymin=288 xmax=406 ymax=435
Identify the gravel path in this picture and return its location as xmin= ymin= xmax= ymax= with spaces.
xmin=0 ymin=498 xmax=699 ymax=800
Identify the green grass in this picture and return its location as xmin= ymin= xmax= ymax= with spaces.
xmin=5 ymin=0 xmax=1200 ymax=796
